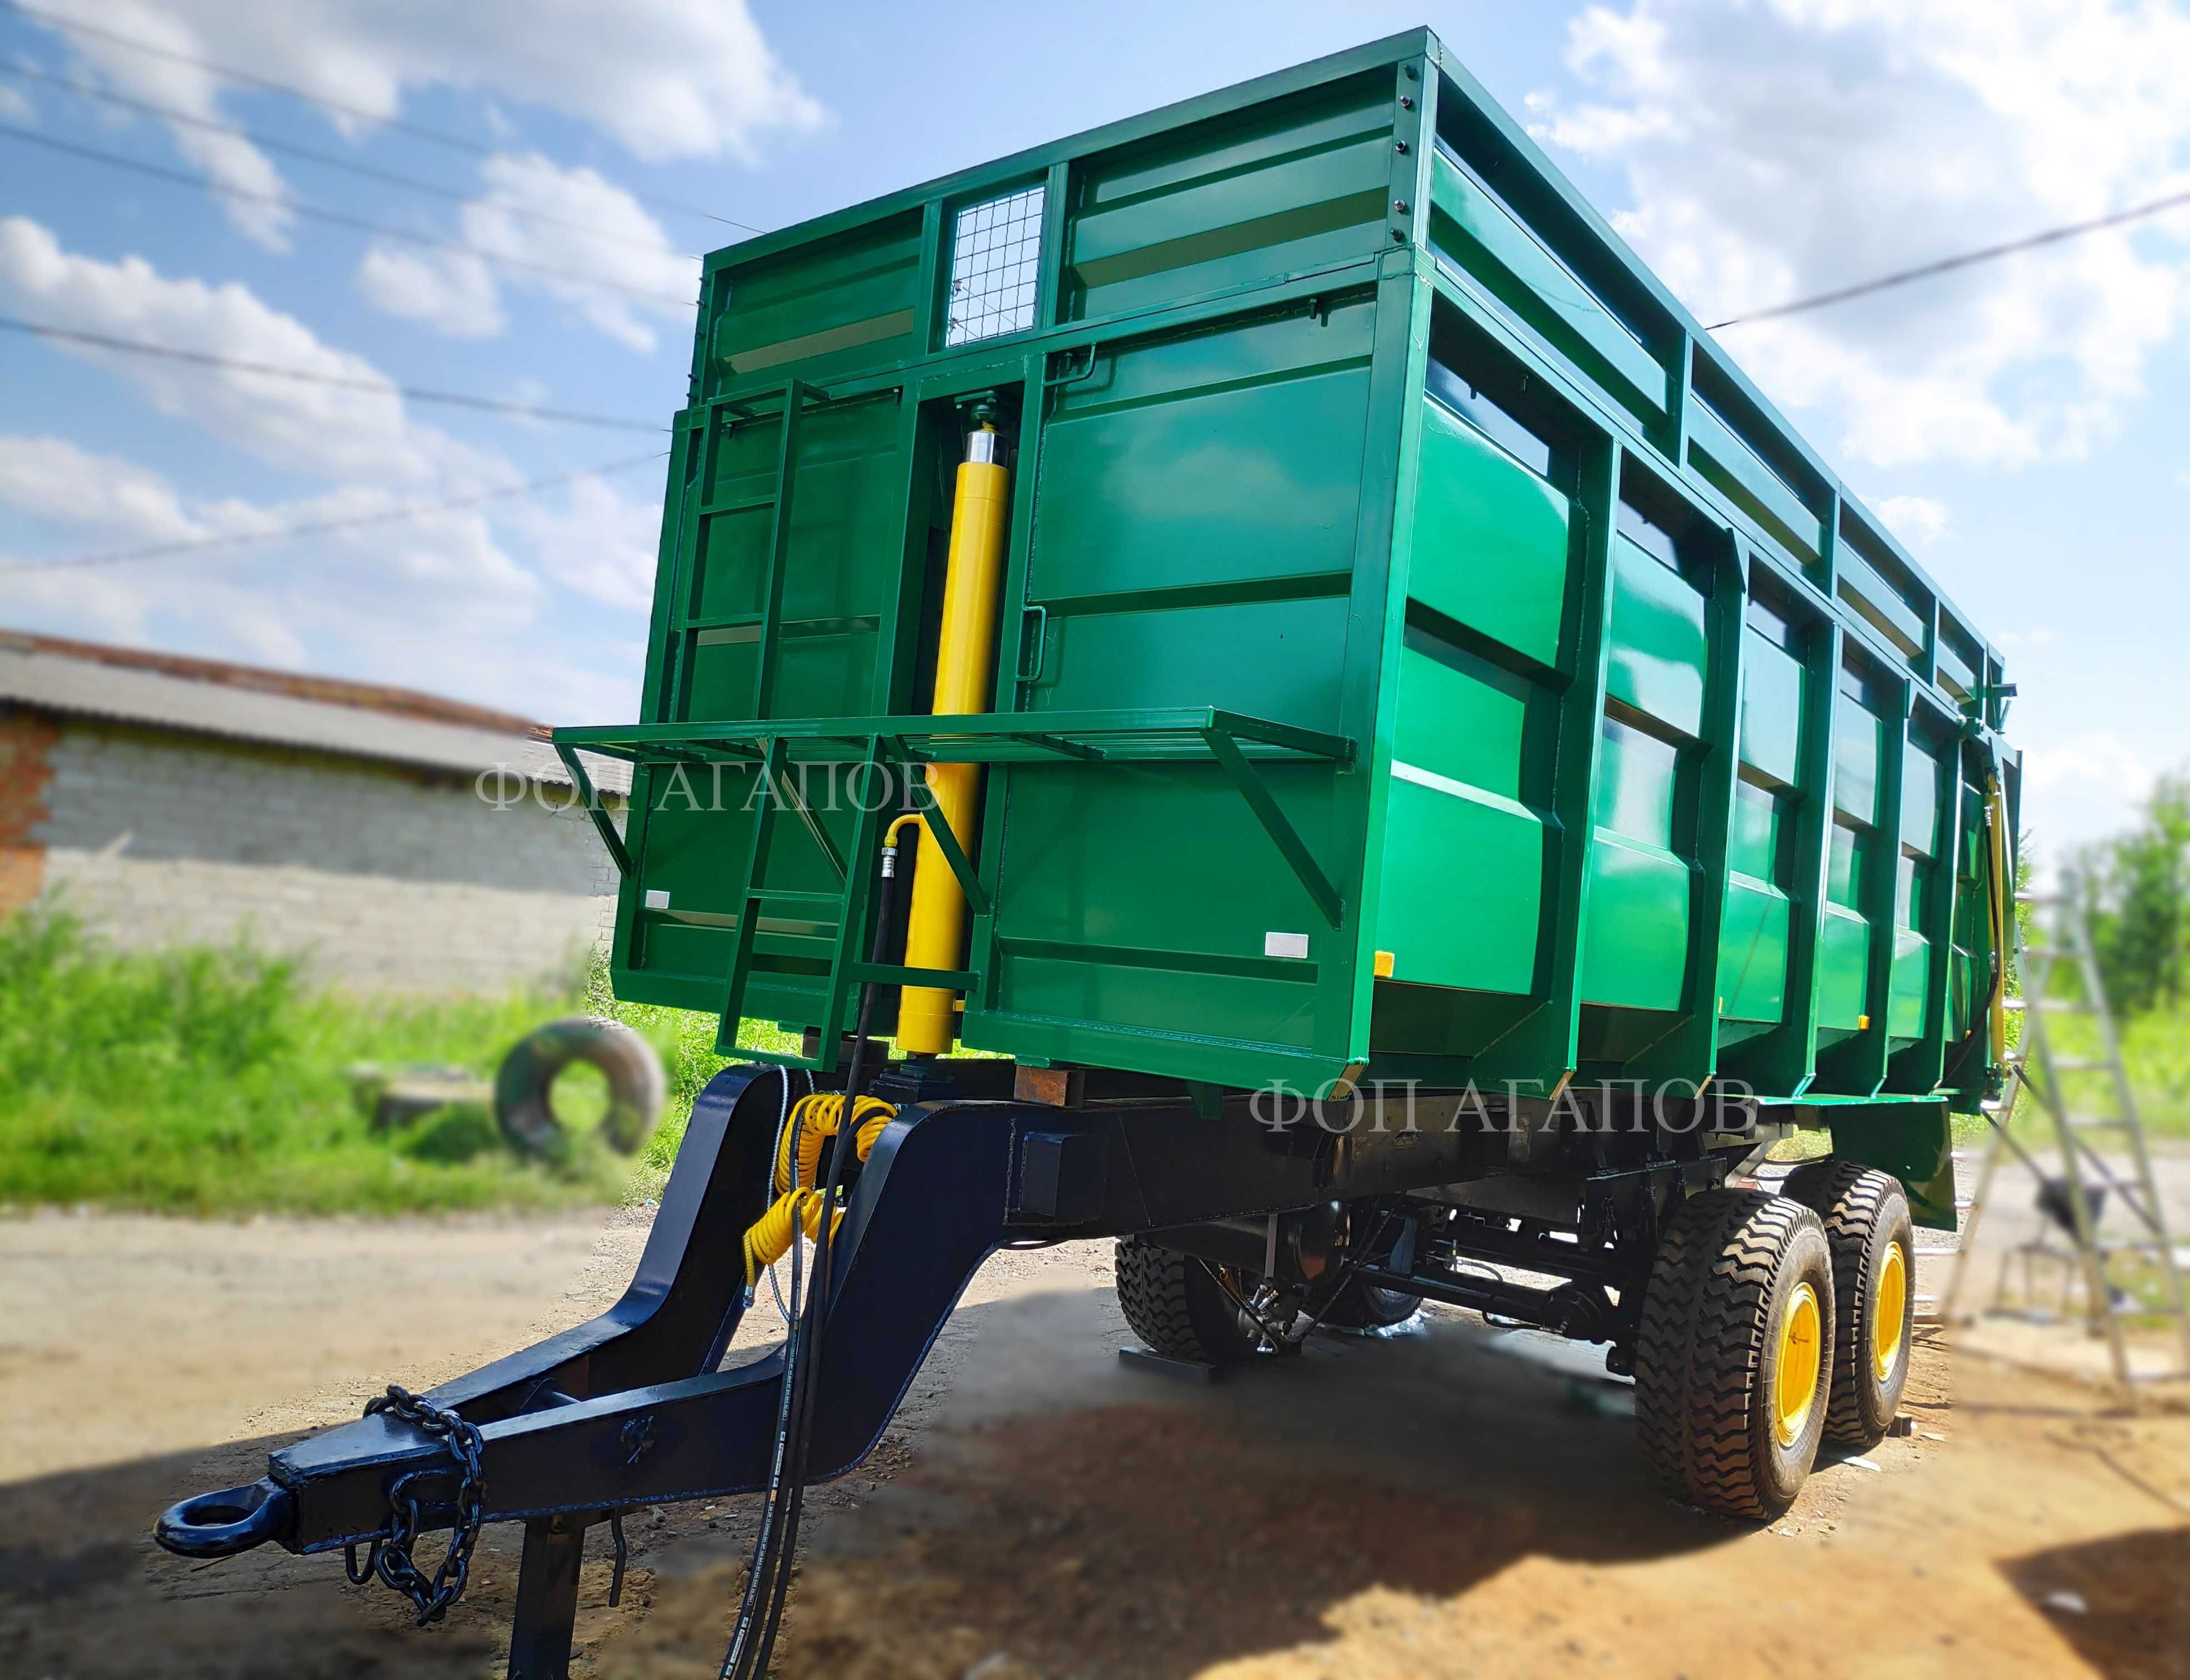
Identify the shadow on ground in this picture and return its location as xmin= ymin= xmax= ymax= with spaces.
xmin=1 ymin=1283 xmax=1749 ymax=1678
xmin=600 ymin=1285 xmax=1749 ymax=1679
xmin=1999 ymin=1526 xmax=2190 ymax=1678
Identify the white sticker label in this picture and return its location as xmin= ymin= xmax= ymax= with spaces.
xmin=643 ymin=889 xmax=672 ymax=911
xmin=1263 ymin=931 xmax=1310 ymax=960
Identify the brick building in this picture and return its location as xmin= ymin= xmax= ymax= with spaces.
xmin=0 ymin=629 xmax=630 ymax=992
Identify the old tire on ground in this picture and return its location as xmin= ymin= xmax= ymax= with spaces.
xmin=1113 ymin=1238 xmax=1263 ymax=1364
xmin=1634 ymin=1188 xmax=1835 ymax=1520
xmin=1312 ymin=1275 xmax=1424 ymax=1330
xmin=494 ymin=1015 xmax=666 ymax=1158
xmin=1782 ymin=1161 xmax=1916 ymax=1448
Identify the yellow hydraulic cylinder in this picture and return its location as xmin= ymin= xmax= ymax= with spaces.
xmin=898 ymin=422 xmax=1011 ymax=1054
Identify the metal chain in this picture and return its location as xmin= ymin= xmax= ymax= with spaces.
xmin=342 ymin=1384 xmax=488 ymax=1627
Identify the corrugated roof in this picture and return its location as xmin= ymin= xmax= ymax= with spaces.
xmin=0 ymin=630 xmax=630 ymax=796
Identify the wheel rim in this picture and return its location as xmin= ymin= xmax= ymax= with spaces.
xmin=1773 ymin=1281 xmax=1823 ymax=1447
xmin=1873 ymin=1241 xmax=1909 ymax=1381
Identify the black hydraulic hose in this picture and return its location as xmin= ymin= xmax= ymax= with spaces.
xmin=721 ymin=836 xmax=902 ymax=1680
xmin=719 ymin=1071 xmax=811 ymax=1662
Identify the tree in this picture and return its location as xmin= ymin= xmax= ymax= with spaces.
xmin=2079 ymin=773 xmax=2190 ymax=1017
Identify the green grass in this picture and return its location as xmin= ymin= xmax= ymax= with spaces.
xmin=2005 ymin=997 xmax=2190 ymax=1142
xmin=0 ymin=909 xmax=794 ymax=1216
xmin=2119 ymin=1004 xmax=2190 ymax=1137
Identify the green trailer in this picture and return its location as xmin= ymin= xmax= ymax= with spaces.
xmin=160 ymin=30 xmax=2019 ymax=1674
xmin=550 ymin=9 xmax=2017 ymax=1513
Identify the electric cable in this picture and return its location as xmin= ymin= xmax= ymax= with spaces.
xmin=0 ymin=316 xmax=667 ymax=432
xmin=0 ymin=61 xmax=706 ymax=260
xmin=0 ymin=451 xmax=666 ymax=574
xmin=0 ymin=123 xmax=696 ymax=307
xmin=3 ymin=1 xmax=766 ymax=234
xmin=1711 ymin=187 xmax=2190 ymax=329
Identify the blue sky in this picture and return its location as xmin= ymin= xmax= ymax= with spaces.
xmin=1 ymin=0 xmax=2186 ymax=858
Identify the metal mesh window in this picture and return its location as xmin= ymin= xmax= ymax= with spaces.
xmin=944 ymin=184 xmax=1046 ymax=346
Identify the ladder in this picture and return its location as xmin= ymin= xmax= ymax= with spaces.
xmin=1939 ymin=872 xmax=2190 ymax=1386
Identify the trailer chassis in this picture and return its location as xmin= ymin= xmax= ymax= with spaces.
xmin=154 ymin=1060 xmax=1742 ymax=1674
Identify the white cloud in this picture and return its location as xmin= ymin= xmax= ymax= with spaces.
xmin=0 ymin=434 xmax=209 ymax=543
xmin=356 ymin=246 xmax=505 ymax=338
xmin=1874 ymin=493 xmax=1950 ymax=549
xmin=459 ymin=153 xmax=697 ymax=351
xmin=2022 ymin=729 xmax=2157 ymax=806
xmin=33 ymin=1 xmax=294 ymax=249
xmin=351 ymin=154 xmax=698 ymax=349
xmin=0 ymin=453 xmax=555 ymax=711
xmin=26 ymin=0 xmax=818 ymax=248
xmin=0 ymin=229 xmax=579 ymax=711
xmin=1533 ymin=0 xmax=2190 ymax=469
xmin=0 ymin=83 xmax=32 ymax=123
xmin=507 ymin=473 xmax=662 ymax=611
xmin=0 ymin=217 xmax=501 ymax=486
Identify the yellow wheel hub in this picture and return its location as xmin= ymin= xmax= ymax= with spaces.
xmin=1773 ymin=1281 xmax=1823 ymax=1447
xmin=1873 ymin=1241 xmax=1909 ymax=1381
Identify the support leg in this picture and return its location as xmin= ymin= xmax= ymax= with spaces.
xmin=507 ymin=1515 xmax=586 ymax=1680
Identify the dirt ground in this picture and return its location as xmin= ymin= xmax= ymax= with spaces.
xmin=4 ymin=1207 xmax=2189 ymax=1679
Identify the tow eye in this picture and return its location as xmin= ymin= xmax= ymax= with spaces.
xmin=154 ymin=1478 xmax=294 ymax=1559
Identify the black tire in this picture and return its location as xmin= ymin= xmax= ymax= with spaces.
xmin=1782 ymin=1161 xmax=1916 ymax=1449
xmin=1312 ymin=1275 xmax=1423 ymax=1330
xmin=494 ymin=1015 xmax=666 ymax=1158
xmin=1634 ymin=1188 xmax=1835 ymax=1520
xmin=1113 ymin=1238 xmax=1263 ymax=1364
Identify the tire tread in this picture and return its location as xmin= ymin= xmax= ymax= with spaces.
xmin=1634 ymin=1188 xmax=1825 ymax=1519
xmin=1783 ymin=1160 xmax=1908 ymax=1446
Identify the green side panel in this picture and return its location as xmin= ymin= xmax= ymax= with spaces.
xmin=1889 ymin=926 xmax=1929 ymax=1039
xmin=1888 ymin=741 xmax=1942 ymax=1049
xmin=1408 ymin=398 xmax=1572 ymax=669
xmin=1581 ymin=718 xmax=1688 ymax=1011
xmin=1683 ymin=398 xmax=1825 ymax=572
xmin=1064 ymin=73 xmax=1393 ymax=322
xmin=1738 ymin=631 xmax=1803 ymax=788
xmin=973 ymin=299 xmax=1372 ymax=1077
xmin=1817 ymin=823 xmax=1872 ymax=1032
xmin=1374 ymin=624 xmax=1548 ymax=994
xmin=1947 ymin=776 xmax=1985 ymax=1041
xmin=1837 ymin=548 xmax=1928 ymax=659
xmin=1426 ymin=149 xmax=1668 ymax=421
xmin=1376 ymin=774 xmax=1541 ymax=993
xmin=1716 ymin=629 xmax=1803 ymax=1033
xmin=1902 ymin=743 xmax=1943 ymax=856
xmin=1719 ymin=876 xmax=1791 ymax=1023
xmin=706 ymin=211 xmax=923 ymax=387
xmin=1832 ymin=690 xmax=1883 ymax=826
xmin=1816 ymin=684 xmax=1888 ymax=1041
xmin=627 ymin=391 xmax=912 ymax=1025
xmin=1726 ymin=775 xmax=1780 ymax=880
xmin=1604 ymin=537 xmax=1707 ymax=739
xmin=1027 ymin=301 xmax=1374 ymax=609
xmin=1719 ymin=779 xmax=1789 ymax=1023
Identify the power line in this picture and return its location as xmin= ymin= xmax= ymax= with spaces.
xmin=4 ymin=1 xmax=766 ymax=236
xmin=0 ymin=123 xmax=696 ymax=308
xmin=0 ymin=59 xmax=705 ymax=262
xmin=1712 ymin=188 xmax=2190 ymax=329
xmin=0 ymin=452 xmax=667 ymax=574
xmin=0 ymin=316 xmax=667 ymax=431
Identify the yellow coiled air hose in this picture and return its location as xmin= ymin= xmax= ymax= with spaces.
xmin=740 ymin=1091 xmax=897 ymax=1293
